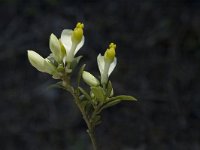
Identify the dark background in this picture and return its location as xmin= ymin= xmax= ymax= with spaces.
xmin=1 ymin=0 xmax=200 ymax=150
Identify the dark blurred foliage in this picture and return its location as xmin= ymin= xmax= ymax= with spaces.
xmin=0 ymin=0 xmax=200 ymax=150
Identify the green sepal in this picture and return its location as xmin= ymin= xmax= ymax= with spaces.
xmin=91 ymin=86 xmax=105 ymax=101
xmin=78 ymin=86 xmax=91 ymax=101
xmin=57 ymin=64 xmax=65 ymax=72
xmin=77 ymin=64 xmax=86 ymax=86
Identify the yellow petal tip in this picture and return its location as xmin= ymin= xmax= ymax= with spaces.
xmin=104 ymin=42 xmax=116 ymax=61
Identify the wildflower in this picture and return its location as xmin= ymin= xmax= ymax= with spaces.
xmin=97 ymin=43 xmax=117 ymax=85
xmin=61 ymin=22 xmax=85 ymax=64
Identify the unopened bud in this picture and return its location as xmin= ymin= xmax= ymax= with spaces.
xmin=28 ymin=50 xmax=46 ymax=72
xmin=82 ymin=71 xmax=100 ymax=87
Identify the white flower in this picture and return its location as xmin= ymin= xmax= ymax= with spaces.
xmin=97 ymin=43 xmax=117 ymax=85
xmin=82 ymin=71 xmax=100 ymax=87
xmin=61 ymin=23 xmax=85 ymax=64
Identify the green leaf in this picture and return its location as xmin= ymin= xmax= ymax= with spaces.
xmin=108 ymin=95 xmax=137 ymax=101
xmin=78 ymin=86 xmax=91 ymax=101
xmin=98 ymin=95 xmax=137 ymax=112
xmin=100 ymin=99 xmax=122 ymax=111
xmin=77 ymin=64 xmax=86 ymax=86
xmin=79 ymin=97 xmax=93 ymax=115
xmin=106 ymin=80 xmax=113 ymax=97
xmin=91 ymin=86 xmax=105 ymax=101
xmin=84 ymin=102 xmax=93 ymax=116
xmin=48 ymin=81 xmax=66 ymax=90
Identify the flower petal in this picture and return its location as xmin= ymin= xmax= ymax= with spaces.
xmin=61 ymin=29 xmax=73 ymax=53
xmin=27 ymin=50 xmax=45 ymax=72
xmin=108 ymin=57 xmax=117 ymax=76
xmin=49 ymin=33 xmax=61 ymax=62
xmin=97 ymin=54 xmax=105 ymax=75
xmin=74 ymin=36 xmax=85 ymax=55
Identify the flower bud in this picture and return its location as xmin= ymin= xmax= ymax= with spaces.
xmin=49 ymin=33 xmax=62 ymax=63
xmin=71 ymin=22 xmax=84 ymax=44
xmin=104 ymin=43 xmax=116 ymax=61
xmin=27 ymin=50 xmax=46 ymax=72
xmin=82 ymin=71 xmax=100 ymax=87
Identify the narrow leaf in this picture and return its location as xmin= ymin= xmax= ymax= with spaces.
xmin=99 ymin=99 xmax=121 ymax=111
xmin=48 ymin=82 xmax=66 ymax=90
xmin=78 ymin=86 xmax=91 ymax=101
xmin=98 ymin=95 xmax=137 ymax=112
xmin=77 ymin=64 xmax=86 ymax=86
xmin=108 ymin=95 xmax=137 ymax=101
xmin=85 ymin=102 xmax=93 ymax=116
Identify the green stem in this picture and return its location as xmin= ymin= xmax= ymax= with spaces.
xmin=71 ymin=91 xmax=98 ymax=150
xmin=87 ymin=127 xmax=98 ymax=150
xmin=62 ymin=78 xmax=98 ymax=150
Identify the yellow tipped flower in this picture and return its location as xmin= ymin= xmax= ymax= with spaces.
xmin=104 ymin=43 xmax=116 ymax=61
xmin=71 ymin=22 xmax=84 ymax=44
xmin=61 ymin=22 xmax=85 ymax=63
xmin=97 ymin=43 xmax=117 ymax=85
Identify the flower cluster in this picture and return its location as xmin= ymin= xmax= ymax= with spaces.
xmin=28 ymin=22 xmax=84 ymax=79
xmin=27 ymin=22 xmax=137 ymax=140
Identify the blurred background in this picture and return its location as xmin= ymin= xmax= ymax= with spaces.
xmin=0 ymin=0 xmax=200 ymax=150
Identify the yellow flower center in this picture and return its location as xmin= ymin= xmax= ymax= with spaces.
xmin=104 ymin=43 xmax=116 ymax=61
